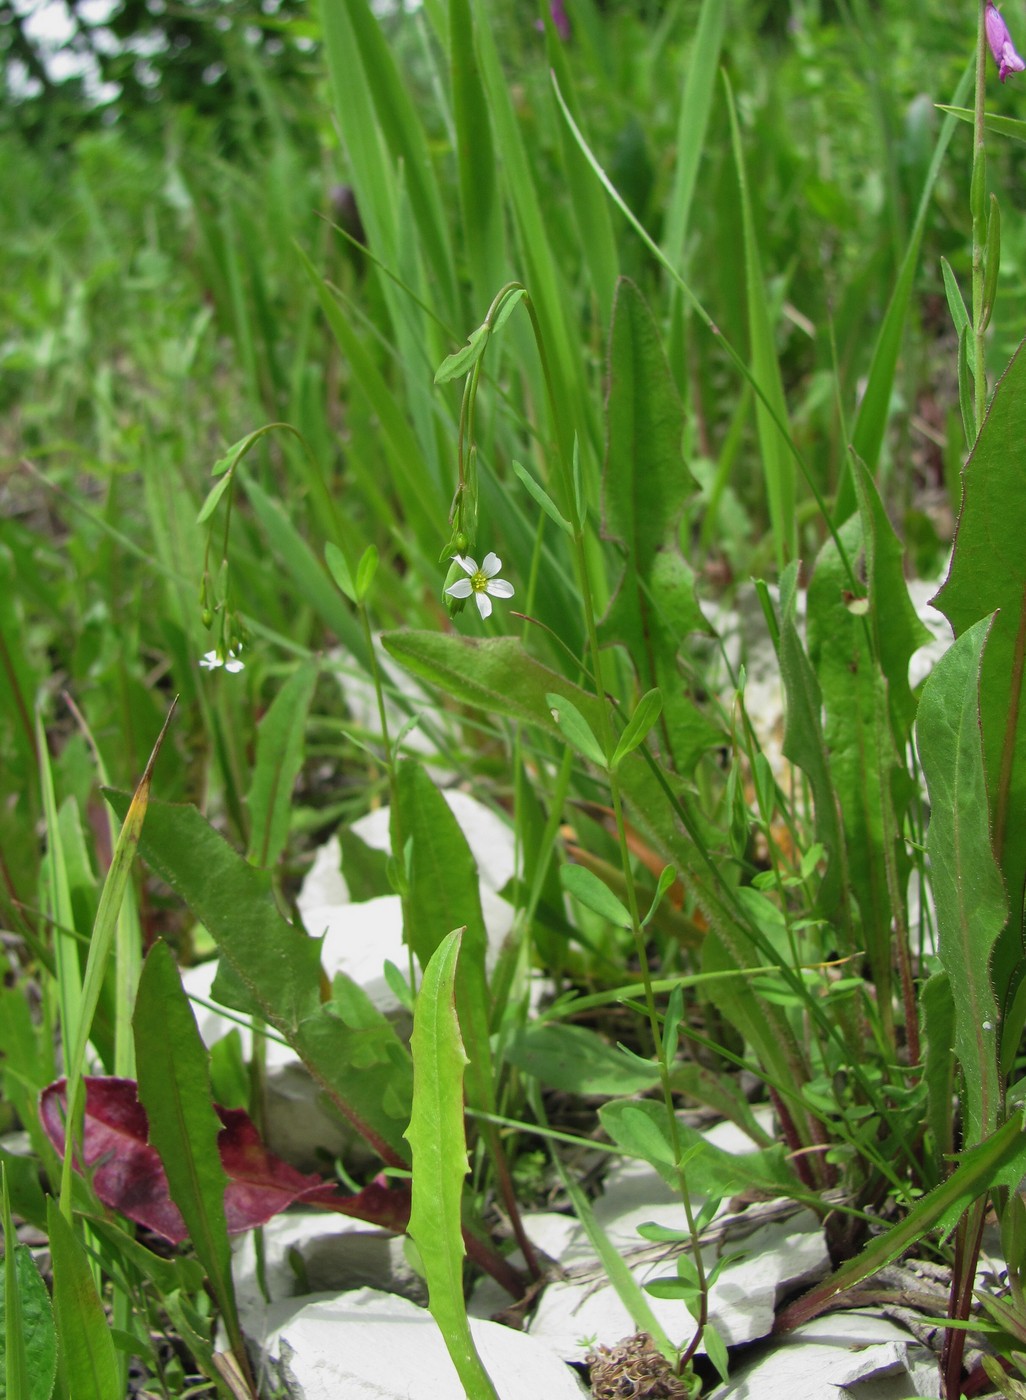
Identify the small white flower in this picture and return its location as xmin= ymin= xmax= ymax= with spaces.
xmin=200 ymin=648 xmax=245 ymax=673
xmin=445 ymin=552 xmax=515 ymax=620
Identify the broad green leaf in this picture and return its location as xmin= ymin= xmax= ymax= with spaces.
xmin=922 ymin=971 xmax=956 ymax=1170
xmin=0 ymin=1241 xmax=55 ymax=1400
xmin=245 ymin=662 xmax=317 ymax=868
xmin=504 ymin=1023 xmax=660 ymax=1096
xmin=133 ymin=941 xmax=241 ymax=1358
xmin=560 ymin=864 xmax=632 ymax=930
xmin=395 ymin=760 xmax=493 ymax=1113
xmin=104 ymin=793 xmax=412 ymax=1165
xmin=916 ymin=617 xmax=1004 ymax=1144
xmin=3 ymin=1162 xmax=55 ymax=1400
xmin=600 ymin=1099 xmax=797 ymax=1199
xmin=807 ymin=514 xmax=901 ymax=1019
xmin=600 ymin=280 xmax=719 ymax=773
xmin=935 ymin=338 xmax=1026 ymax=981
xmin=46 ymin=1201 xmax=120 ymax=1400
xmin=405 ymin=931 xmax=499 ymax=1400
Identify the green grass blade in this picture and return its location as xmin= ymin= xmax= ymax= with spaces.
xmin=405 ymin=930 xmax=499 ymax=1400
xmin=724 ymin=72 xmax=796 ymax=572
xmin=838 ymin=62 xmax=973 ymax=517
xmin=449 ymin=0 xmax=505 ymax=307
xmin=662 ymin=0 xmax=726 ymax=272
xmin=245 ymin=662 xmax=317 ymax=868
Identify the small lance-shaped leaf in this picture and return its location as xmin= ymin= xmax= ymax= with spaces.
xmin=546 ymin=693 xmax=607 ymax=768
xmin=103 ymin=792 xmax=411 ymax=1165
xmin=935 ymin=338 xmax=1026 ymax=984
xmin=560 ymin=864 xmax=632 ymax=929
xmin=394 ymin=759 xmax=494 ymax=1115
xmin=611 ymin=688 xmax=663 ymax=769
xmin=434 ymin=323 xmax=489 ymax=384
xmin=511 ymin=460 xmax=573 ymax=536
xmin=46 ymin=1199 xmax=120 ymax=1400
xmin=405 ymin=931 xmax=499 ymax=1400
xmin=325 ymin=541 xmax=357 ymax=605
xmin=245 ymin=663 xmax=317 ymax=869
xmin=776 ymin=1110 xmax=1026 ymax=1332
xmin=916 ymin=617 xmax=1005 ymax=1145
xmin=600 ymin=279 xmax=719 ymax=774
xmin=39 ymin=1077 xmax=342 ymax=1244
xmin=132 ymin=941 xmax=243 ymax=1370
xmin=2 ymin=1163 xmax=56 ymax=1400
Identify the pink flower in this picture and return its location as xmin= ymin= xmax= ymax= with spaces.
xmin=986 ymin=3 xmax=1025 ymax=83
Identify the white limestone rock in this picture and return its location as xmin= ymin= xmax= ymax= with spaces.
xmin=256 ymin=1287 xmax=589 ymax=1400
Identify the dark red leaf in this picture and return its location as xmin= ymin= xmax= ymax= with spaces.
xmin=39 ymin=1077 xmax=399 ymax=1244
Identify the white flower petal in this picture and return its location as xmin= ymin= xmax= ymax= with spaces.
xmin=452 ymin=554 xmax=478 ymax=576
xmin=446 ymin=579 xmax=473 ymax=599
xmin=200 ymin=651 xmax=222 ymax=669
xmin=480 ymin=552 xmax=502 ymax=577
xmin=474 ymin=591 xmax=493 ymax=620
xmin=485 ymin=579 xmax=514 ymax=599
xmin=224 ymin=656 xmax=245 ymax=673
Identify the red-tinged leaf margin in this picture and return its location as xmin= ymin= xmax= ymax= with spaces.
xmin=40 ymin=1075 xmax=421 ymax=1238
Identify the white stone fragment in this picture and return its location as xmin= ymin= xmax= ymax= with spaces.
xmin=257 ymin=1287 xmax=589 ymax=1400
xmin=708 ymin=1310 xmax=939 ymax=1399
xmin=233 ymin=1213 xmax=424 ymax=1341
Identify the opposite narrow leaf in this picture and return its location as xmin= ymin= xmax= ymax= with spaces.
xmin=404 ymin=931 xmax=499 ymax=1400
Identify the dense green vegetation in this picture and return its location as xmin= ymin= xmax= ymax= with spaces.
xmin=6 ymin=2 xmax=1026 ymax=1396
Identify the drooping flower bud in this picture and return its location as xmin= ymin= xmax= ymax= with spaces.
xmin=986 ymin=3 xmax=1025 ymax=83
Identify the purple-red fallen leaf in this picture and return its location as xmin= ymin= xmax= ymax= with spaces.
xmin=39 ymin=1077 xmax=407 ymax=1244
